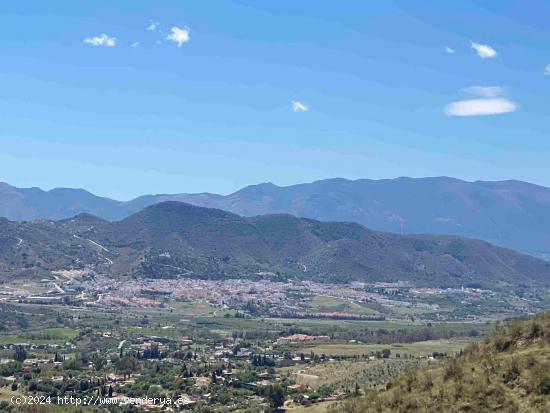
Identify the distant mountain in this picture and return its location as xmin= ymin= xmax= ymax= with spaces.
xmin=0 ymin=182 xmax=126 ymax=221
xmin=1 ymin=202 xmax=549 ymax=289
xmin=2 ymin=177 xmax=550 ymax=256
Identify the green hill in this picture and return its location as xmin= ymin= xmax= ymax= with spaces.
xmin=337 ymin=312 xmax=550 ymax=413
xmin=1 ymin=201 xmax=550 ymax=288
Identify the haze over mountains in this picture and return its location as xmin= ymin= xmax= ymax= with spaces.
xmin=2 ymin=177 xmax=550 ymax=258
xmin=1 ymin=201 xmax=549 ymax=289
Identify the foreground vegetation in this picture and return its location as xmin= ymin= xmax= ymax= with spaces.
xmin=337 ymin=312 xmax=550 ymax=413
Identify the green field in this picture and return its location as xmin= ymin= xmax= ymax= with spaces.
xmin=0 ymin=327 xmax=79 ymax=345
xmin=305 ymin=295 xmax=381 ymax=316
xmin=298 ymin=338 xmax=472 ymax=357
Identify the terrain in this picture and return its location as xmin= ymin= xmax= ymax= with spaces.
xmin=1 ymin=185 xmax=549 ymax=412
xmin=0 ymin=291 xmax=485 ymax=413
xmin=0 ymin=281 xmax=546 ymax=412
xmin=3 ymin=177 xmax=550 ymax=257
xmin=1 ymin=201 xmax=550 ymax=289
xmin=336 ymin=312 xmax=550 ymax=413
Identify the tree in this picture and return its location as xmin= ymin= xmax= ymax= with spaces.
xmin=267 ymin=384 xmax=285 ymax=411
xmin=16 ymin=316 xmax=28 ymax=329
xmin=117 ymin=355 xmax=138 ymax=378
xmin=92 ymin=354 xmax=106 ymax=371
xmin=13 ymin=345 xmax=27 ymax=362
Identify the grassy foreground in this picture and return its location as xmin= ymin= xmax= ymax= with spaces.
xmin=335 ymin=312 xmax=550 ymax=413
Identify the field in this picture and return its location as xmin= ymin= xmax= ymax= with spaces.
xmin=297 ymin=338 xmax=472 ymax=357
xmin=305 ymin=295 xmax=381 ymax=316
xmin=285 ymin=400 xmax=339 ymax=412
xmin=281 ymin=358 xmax=425 ymax=390
xmin=0 ymin=327 xmax=79 ymax=345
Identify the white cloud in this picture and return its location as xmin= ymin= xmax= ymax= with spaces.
xmin=471 ymin=42 xmax=496 ymax=58
xmin=446 ymin=86 xmax=516 ymax=116
xmin=445 ymin=98 xmax=516 ymax=116
xmin=131 ymin=42 xmax=140 ymax=48
xmin=166 ymin=27 xmax=190 ymax=47
xmin=462 ymin=86 xmax=504 ymax=98
xmin=84 ymin=34 xmax=116 ymax=47
xmin=292 ymin=101 xmax=309 ymax=112
xmin=544 ymin=64 xmax=550 ymax=75
xmin=147 ymin=21 xmax=160 ymax=32
xmin=445 ymin=46 xmax=455 ymax=54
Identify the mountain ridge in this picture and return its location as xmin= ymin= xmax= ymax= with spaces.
xmin=2 ymin=177 xmax=550 ymax=257
xmin=1 ymin=200 xmax=549 ymax=289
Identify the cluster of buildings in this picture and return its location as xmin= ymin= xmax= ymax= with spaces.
xmin=276 ymin=334 xmax=330 ymax=344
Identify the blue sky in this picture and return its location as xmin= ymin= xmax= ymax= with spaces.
xmin=1 ymin=0 xmax=549 ymax=200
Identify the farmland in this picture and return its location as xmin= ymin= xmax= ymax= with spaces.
xmin=0 ymin=274 xmax=543 ymax=412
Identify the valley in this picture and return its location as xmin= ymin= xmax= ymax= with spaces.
xmin=0 ymin=195 xmax=548 ymax=412
xmin=3 ymin=1 xmax=550 ymax=411
xmin=0 ymin=255 xmax=547 ymax=411
xmin=0 ymin=284 xmax=488 ymax=412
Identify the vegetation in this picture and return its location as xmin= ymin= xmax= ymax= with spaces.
xmin=0 ymin=295 xmax=487 ymax=412
xmin=336 ymin=312 xmax=550 ymax=413
xmin=2 ymin=201 xmax=550 ymax=288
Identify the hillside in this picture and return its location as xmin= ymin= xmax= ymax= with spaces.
xmin=2 ymin=177 xmax=550 ymax=258
xmin=337 ymin=312 xmax=550 ymax=413
xmin=1 ymin=202 xmax=549 ymax=289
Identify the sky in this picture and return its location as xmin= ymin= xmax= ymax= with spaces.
xmin=1 ymin=0 xmax=549 ymax=200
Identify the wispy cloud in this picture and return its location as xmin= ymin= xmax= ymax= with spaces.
xmin=462 ymin=86 xmax=504 ymax=98
xmin=84 ymin=34 xmax=116 ymax=47
xmin=166 ymin=27 xmax=190 ymax=47
xmin=292 ymin=101 xmax=309 ymax=112
xmin=131 ymin=42 xmax=140 ymax=48
xmin=445 ymin=86 xmax=516 ymax=117
xmin=147 ymin=21 xmax=160 ymax=32
xmin=445 ymin=46 xmax=455 ymax=54
xmin=544 ymin=64 xmax=550 ymax=75
xmin=471 ymin=42 xmax=496 ymax=59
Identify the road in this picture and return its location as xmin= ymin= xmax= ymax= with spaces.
xmin=73 ymin=234 xmax=109 ymax=252
xmin=52 ymin=282 xmax=65 ymax=293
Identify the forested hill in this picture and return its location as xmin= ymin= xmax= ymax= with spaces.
xmin=1 ymin=201 xmax=549 ymax=289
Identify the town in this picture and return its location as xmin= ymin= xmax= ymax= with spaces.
xmin=0 ymin=269 xmax=543 ymax=411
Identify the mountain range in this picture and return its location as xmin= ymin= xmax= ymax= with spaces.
xmin=1 ymin=177 xmax=550 ymax=258
xmin=1 ymin=201 xmax=549 ymax=289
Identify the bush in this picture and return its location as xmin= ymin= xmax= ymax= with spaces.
xmin=443 ymin=358 xmax=462 ymax=382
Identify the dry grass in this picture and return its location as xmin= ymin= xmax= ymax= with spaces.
xmin=336 ymin=312 xmax=550 ymax=413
